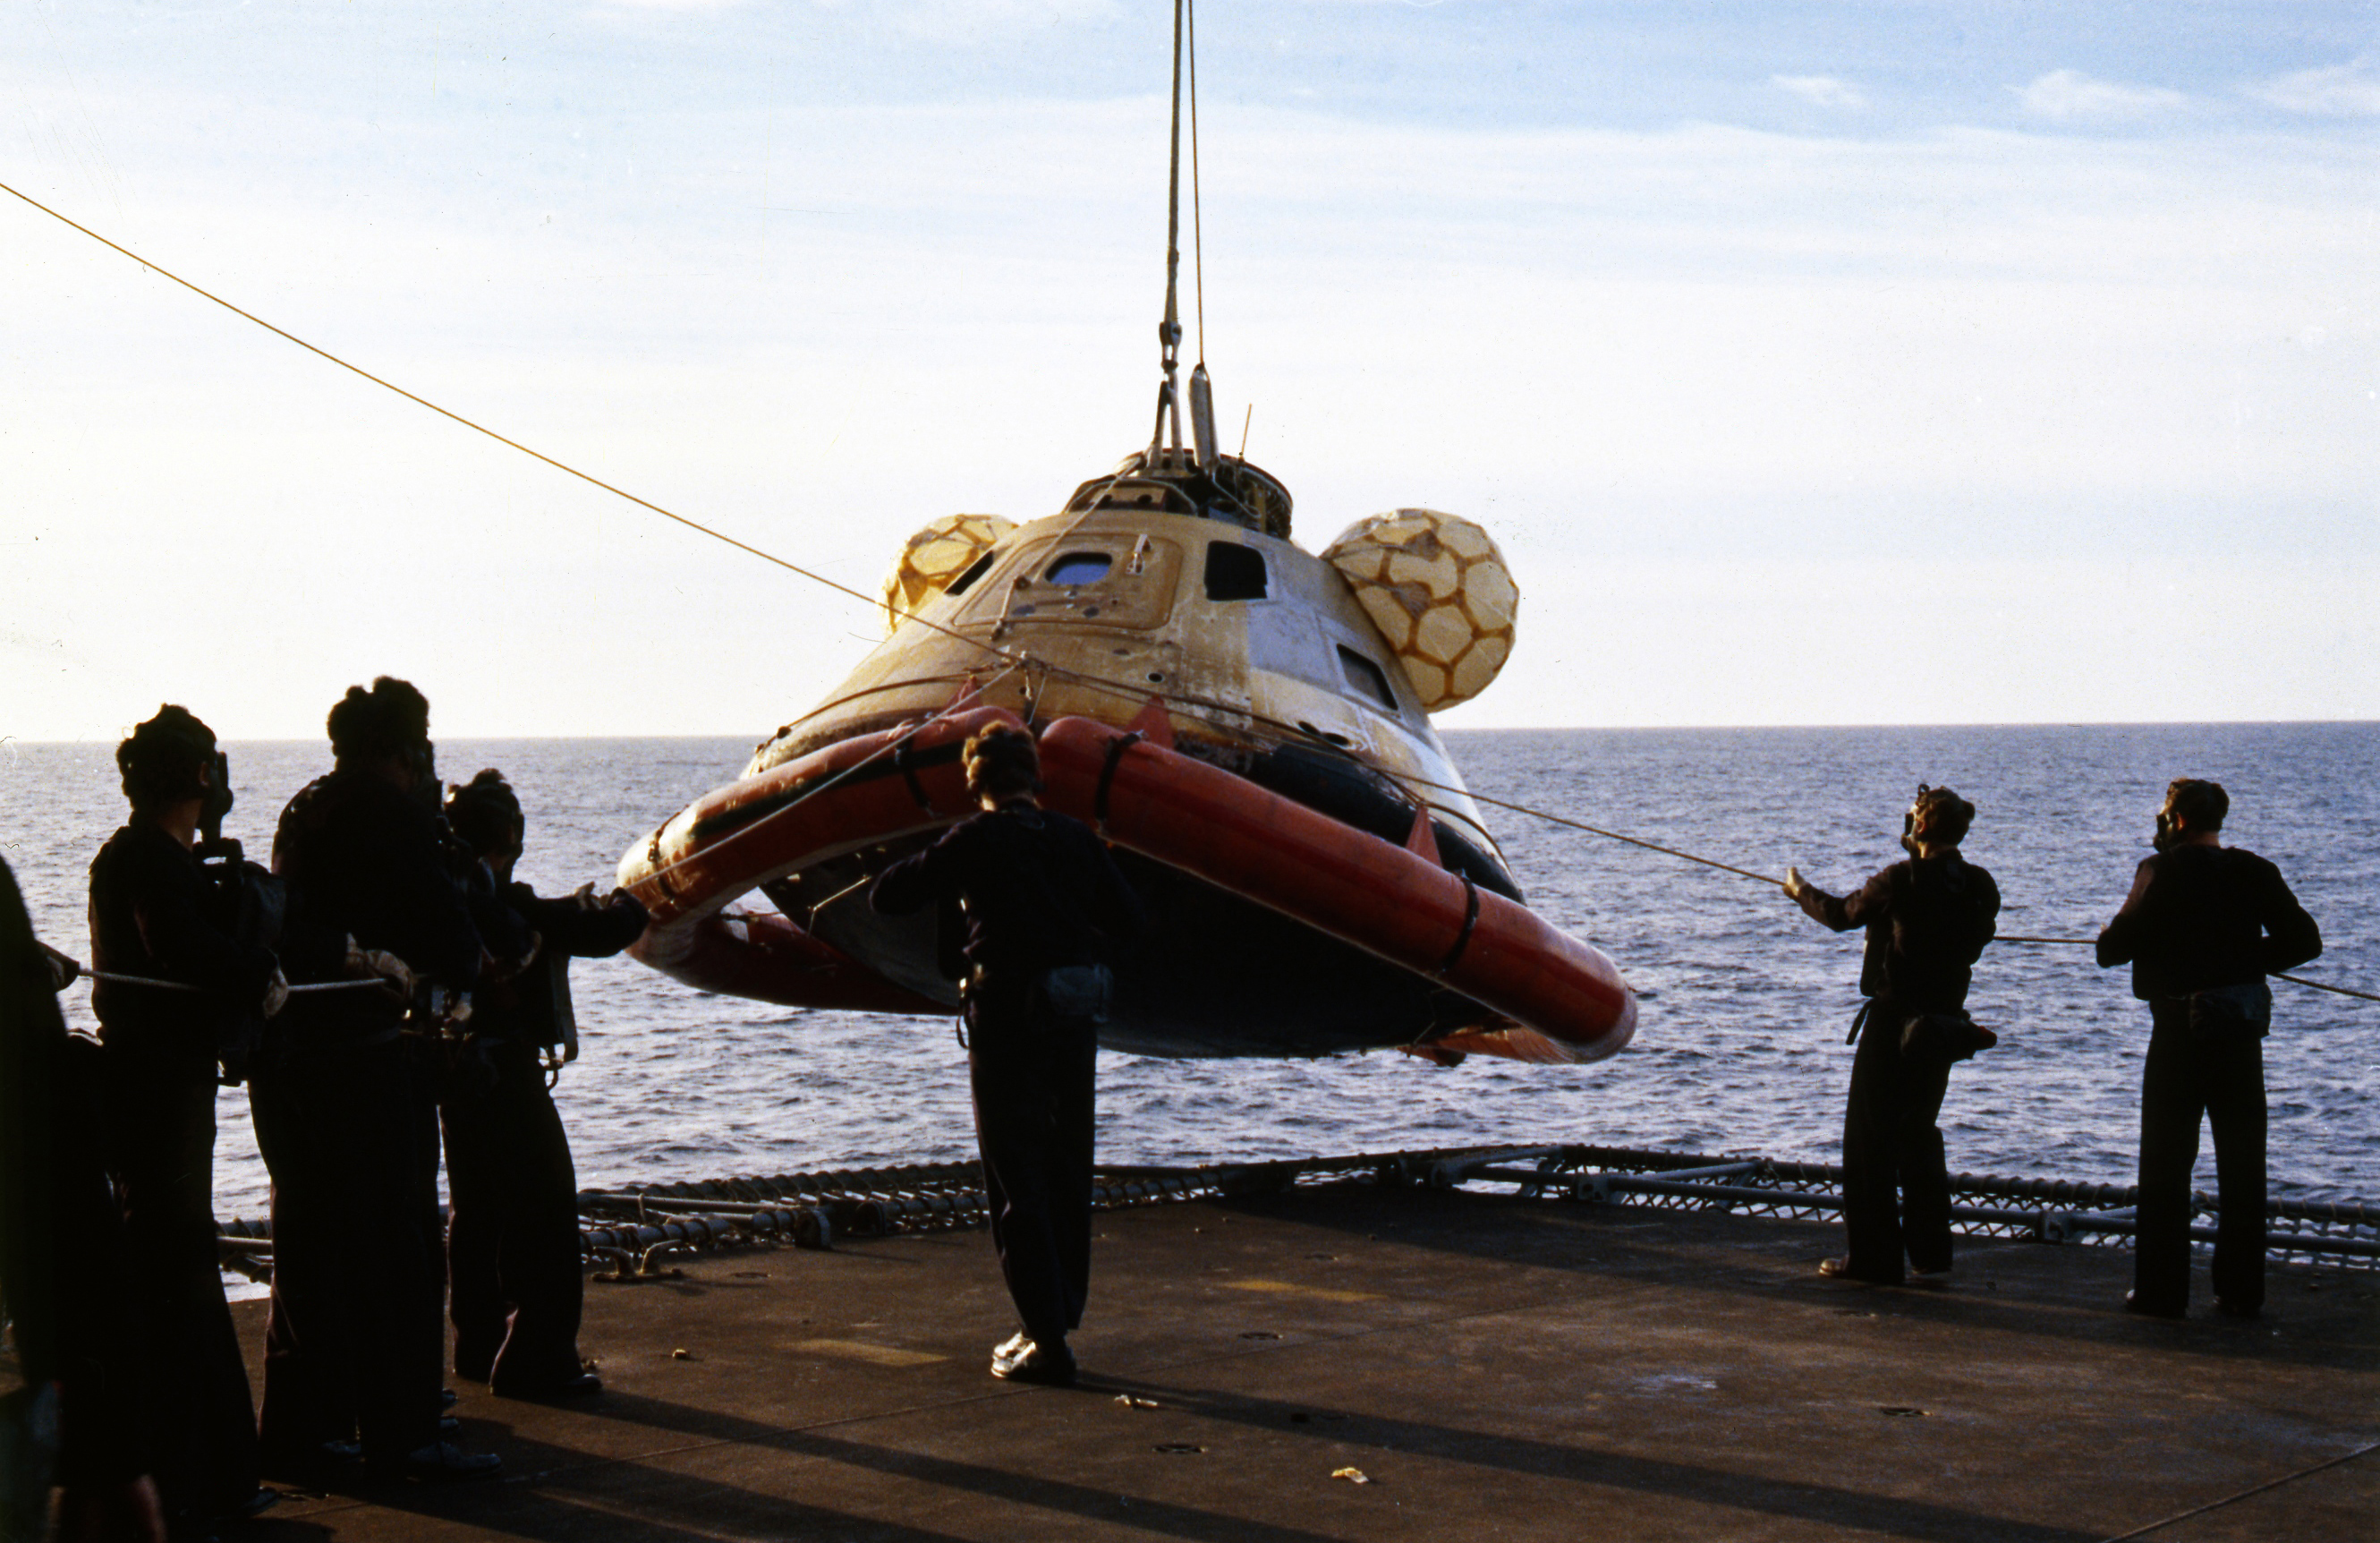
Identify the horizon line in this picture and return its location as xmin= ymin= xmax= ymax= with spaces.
xmin=6 ymin=718 xmax=2376 ymax=748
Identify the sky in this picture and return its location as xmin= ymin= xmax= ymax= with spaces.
xmin=3 ymin=1 xmax=2375 ymax=741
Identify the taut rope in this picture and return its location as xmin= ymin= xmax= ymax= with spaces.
xmin=7 ymin=183 xmax=2362 ymax=1008
xmin=0 ymin=180 xmax=1025 ymax=673
xmin=1993 ymin=937 xmax=2377 ymax=1002
xmin=73 ymin=972 xmax=381 ymax=995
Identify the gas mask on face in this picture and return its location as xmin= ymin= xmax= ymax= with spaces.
xmin=1900 ymin=783 xmax=1934 ymax=858
xmin=199 ymin=750 xmax=235 ymax=842
xmin=408 ymin=740 xmax=442 ymax=814
xmin=2151 ymin=777 xmax=2224 ymax=852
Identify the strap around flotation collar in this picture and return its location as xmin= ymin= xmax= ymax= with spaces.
xmin=892 ymin=736 xmax=938 ymax=816
xmin=642 ymin=828 xmax=677 ymax=905
xmin=1093 ymin=731 xmax=1144 ymax=835
xmin=1435 ymin=874 xmax=1481 ymax=976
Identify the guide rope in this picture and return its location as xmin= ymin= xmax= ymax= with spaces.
xmin=991 ymin=661 xmax=2375 ymax=1006
xmin=2096 ymin=1437 xmax=2380 ymax=1542
xmin=70 ymin=970 xmax=380 ymax=995
xmin=1406 ymin=776 xmax=1786 ymax=888
xmin=1992 ymin=938 xmax=2377 ymax=1002
xmin=0 ymin=178 xmax=1026 ymax=672
xmin=8 ymin=185 xmax=2366 ymax=1010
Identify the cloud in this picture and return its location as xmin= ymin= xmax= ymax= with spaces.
xmin=883 ymin=0 xmax=1124 ymax=43
xmin=1771 ymin=74 xmax=1864 ymax=109
xmin=2248 ymin=55 xmax=2380 ymax=117
xmin=2014 ymin=69 xmax=2186 ymax=122
xmin=10 ymin=76 xmax=2374 ymax=737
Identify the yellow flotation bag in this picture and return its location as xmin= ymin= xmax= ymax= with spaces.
xmin=881 ymin=514 xmax=1017 ymax=633
xmin=1322 ymin=508 xmax=1517 ymax=712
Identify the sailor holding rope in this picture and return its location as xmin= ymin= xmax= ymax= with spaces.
xmin=1786 ymin=785 xmax=2002 ymax=1288
xmin=439 ymin=769 xmax=648 ymax=1401
xmin=86 ymin=706 xmax=334 ymax=1530
xmin=258 ymin=678 xmax=505 ymax=1482
xmin=2096 ymin=778 xmax=2322 ymax=1321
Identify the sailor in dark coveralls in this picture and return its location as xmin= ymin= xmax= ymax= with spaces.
xmin=3 ymin=857 xmax=164 ymax=1543
xmin=1786 ymin=785 xmax=2001 ymax=1285
xmin=439 ymin=770 xmax=647 ymax=1398
xmin=88 ymin=707 xmax=336 ymax=1532
xmin=259 ymin=678 xmax=504 ymax=1481
xmin=2096 ymin=778 xmax=2320 ymax=1320
xmin=870 ymin=723 xmax=1143 ymax=1386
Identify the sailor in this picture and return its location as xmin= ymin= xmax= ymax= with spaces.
xmin=3 ymin=856 xmax=164 ymax=1543
xmin=439 ymin=769 xmax=647 ymax=1399
xmin=1785 ymin=785 xmax=2001 ymax=1286
xmin=2095 ymin=779 xmax=2320 ymax=1320
xmin=869 ymin=723 xmax=1144 ymax=1386
xmin=258 ymin=678 xmax=502 ymax=1481
xmin=407 ymin=778 xmax=536 ymax=1426
xmin=86 ymin=707 xmax=328 ymax=1531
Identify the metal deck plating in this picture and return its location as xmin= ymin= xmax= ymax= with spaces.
xmin=173 ymin=1162 xmax=2377 ymax=1542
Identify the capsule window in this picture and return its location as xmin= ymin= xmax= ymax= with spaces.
xmin=1045 ymin=551 xmax=1114 ymax=586
xmin=1203 ymin=541 xmax=1269 ymax=601
xmin=947 ymin=549 xmax=998 ymax=597
xmin=1337 ymin=646 xmax=1398 ymax=712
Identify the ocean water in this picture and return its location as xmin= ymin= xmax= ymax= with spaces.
xmin=4 ymin=723 xmax=2374 ymax=1225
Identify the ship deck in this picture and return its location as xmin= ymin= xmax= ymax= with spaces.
xmin=207 ymin=1181 xmax=2375 ymax=1541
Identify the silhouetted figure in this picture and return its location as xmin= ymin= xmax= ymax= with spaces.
xmin=2097 ymin=778 xmax=2320 ymax=1320
xmin=259 ymin=678 xmax=501 ymax=1481
xmin=1787 ymin=785 xmax=2000 ymax=1286
xmin=88 ymin=707 xmax=327 ymax=1531
xmin=439 ymin=771 xmax=645 ymax=1399
xmin=871 ymin=724 xmax=1143 ymax=1385
xmin=2 ymin=857 xmax=164 ymax=1543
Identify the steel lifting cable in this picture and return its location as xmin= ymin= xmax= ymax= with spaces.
xmin=987 ymin=0 xmax=1209 ymax=638
xmin=1186 ymin=0 xmax=1204 ymax=365
xmin=945 ymin=0 xmax=1214 ymax=658
xmin=0 ymin=179 xmax=1027 ymax=674
xmin=992 ymin=0 xmax=1198 ymax=584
